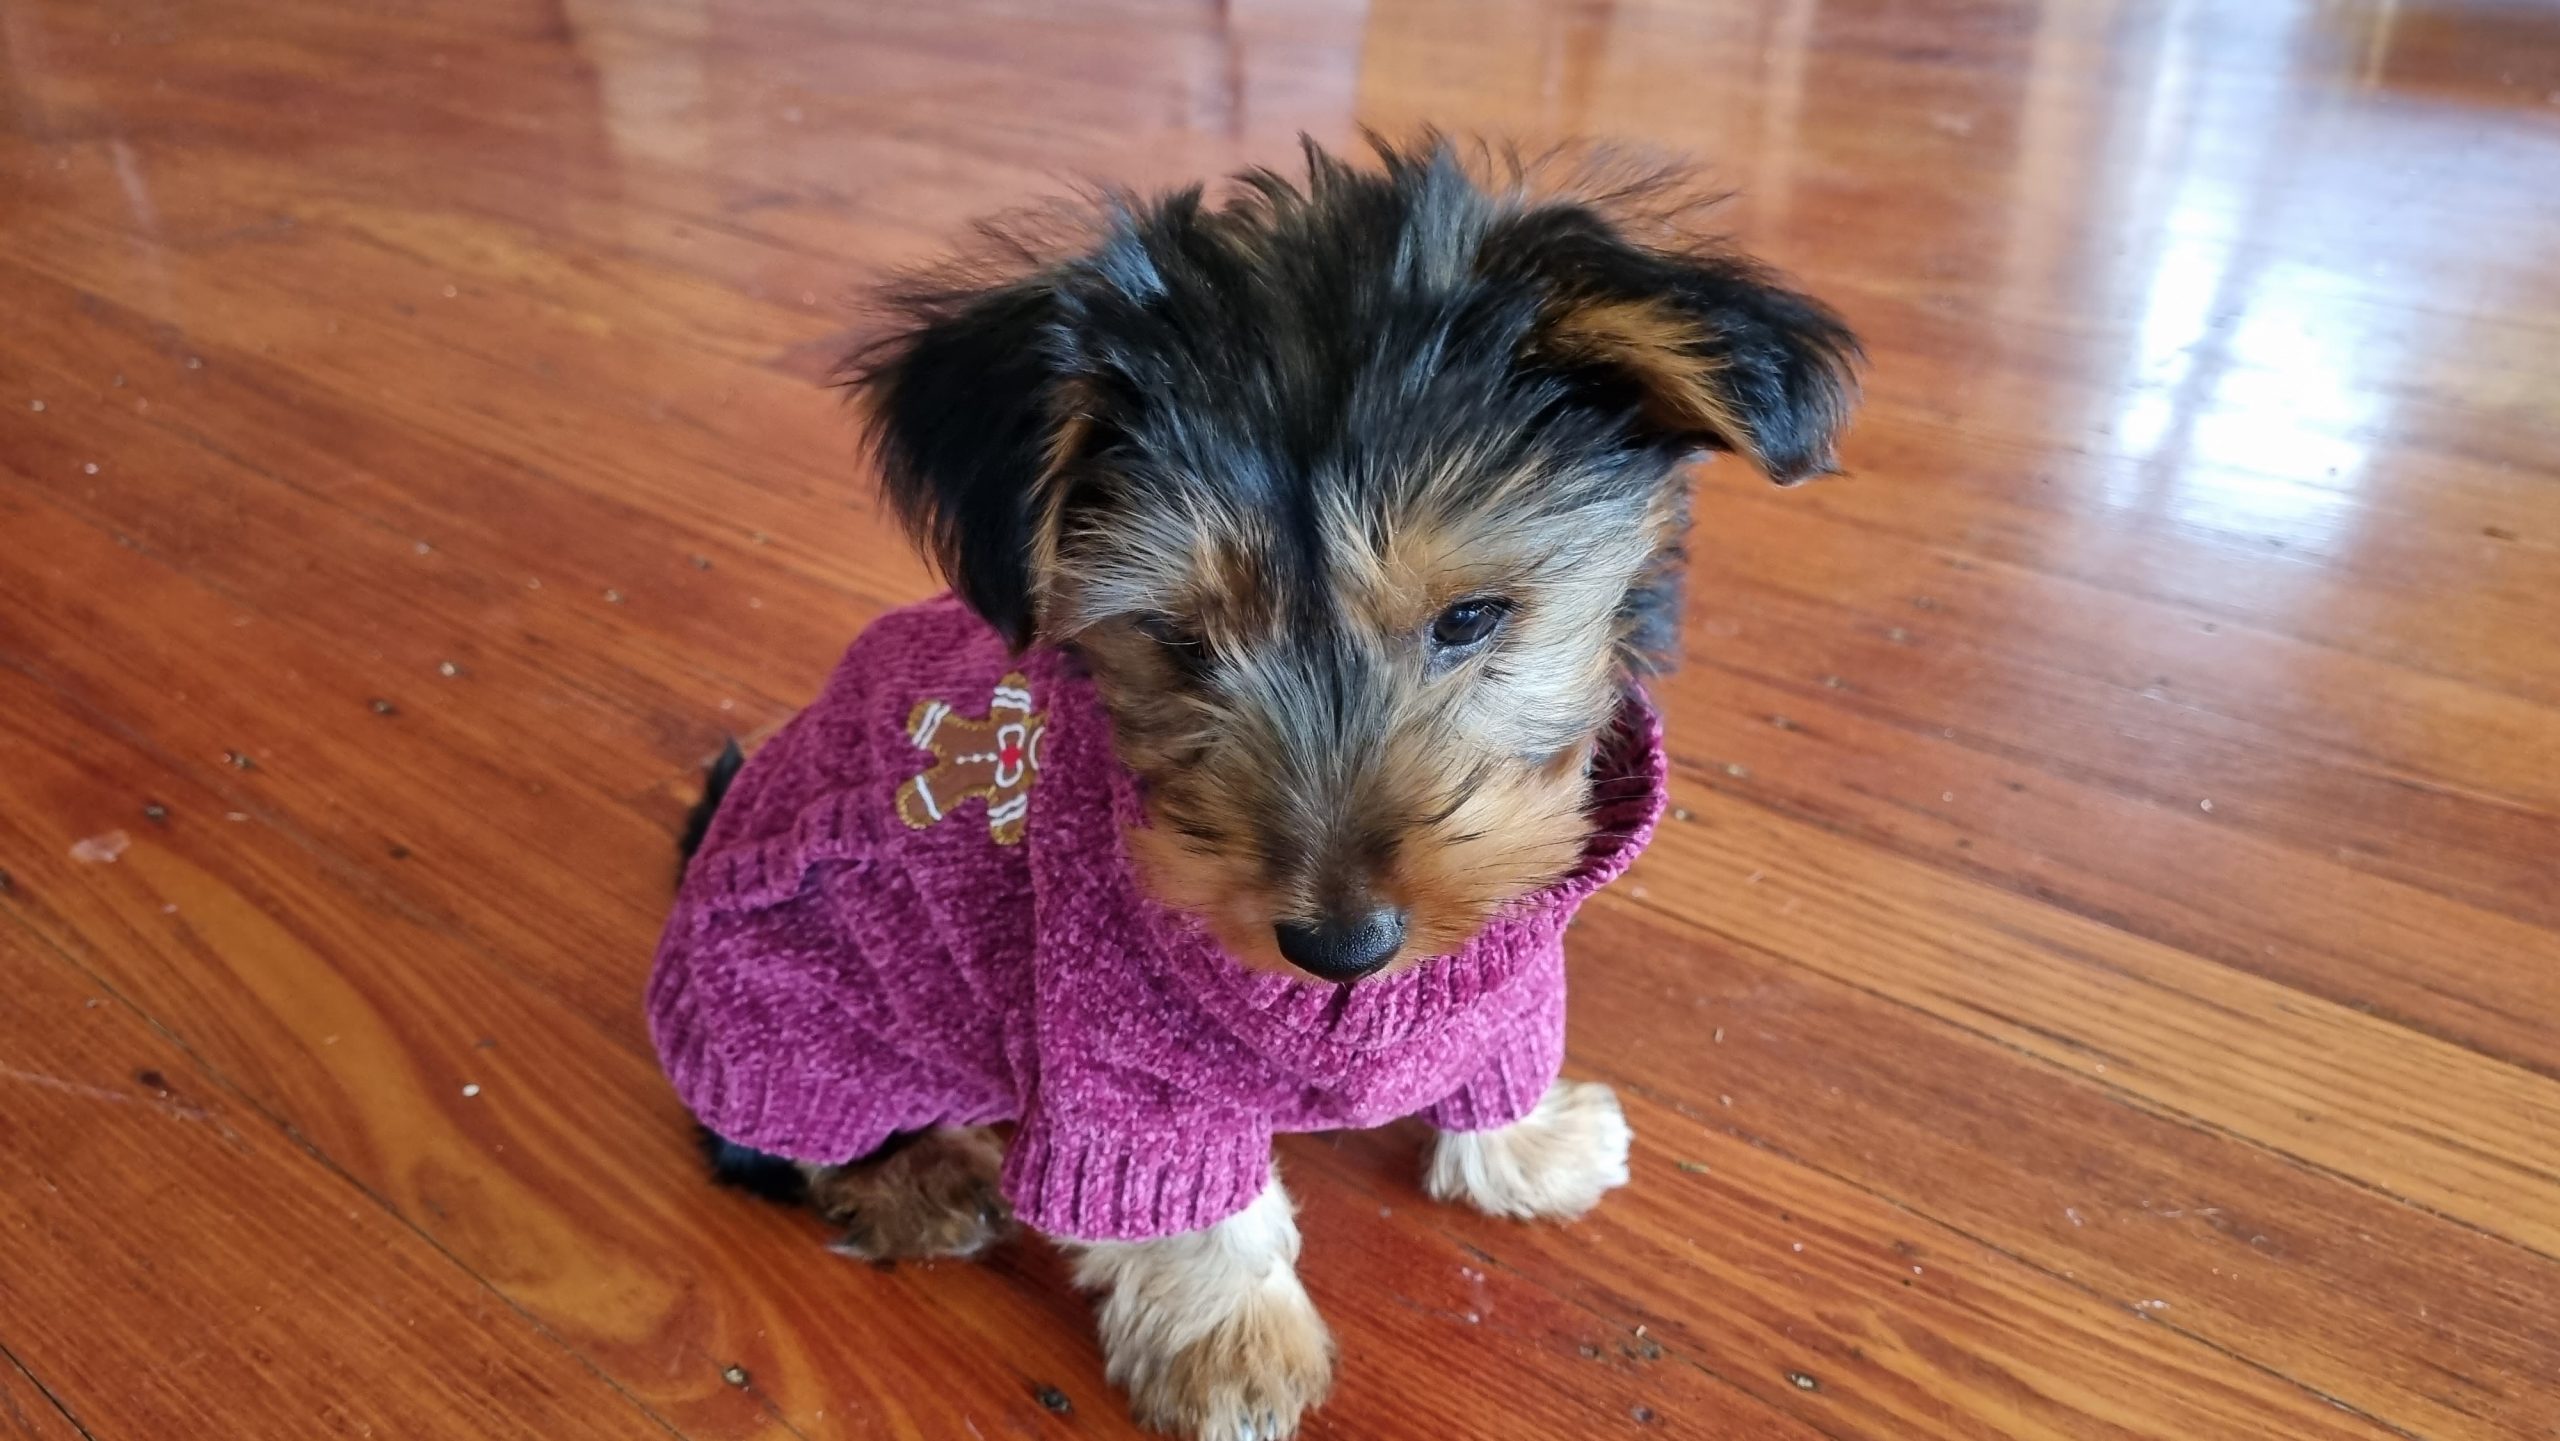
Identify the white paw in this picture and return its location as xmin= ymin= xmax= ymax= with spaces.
xmin=1109 ymin=1285 xmax=1334 ymax=1441
xmin=1071 ymin=1179 xmax=1336 ymax=1441
xmin=1425 ymin=1079 xmax=1632 ymax=1221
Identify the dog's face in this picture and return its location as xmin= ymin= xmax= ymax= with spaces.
xmin=855 ymin=141 xmax=1857 ymax=980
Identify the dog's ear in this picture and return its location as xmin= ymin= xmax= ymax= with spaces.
xmin=1492 ymin=207 xmax=1862 ymax=484
xmin=845 ymin=279 xmax=1073 ymax=650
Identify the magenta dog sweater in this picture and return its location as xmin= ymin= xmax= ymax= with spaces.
xmin=647 ymin=595 xmax=1666 ymax=1240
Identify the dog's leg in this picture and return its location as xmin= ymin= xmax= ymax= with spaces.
xmin=1064 ymin=1171 xmax=1334 ymax=1441
xmin=1425 ymin=1078 xmax=1631 ymax=1221
xmin=805 ymin=1126 xmax=1013 ymax=1260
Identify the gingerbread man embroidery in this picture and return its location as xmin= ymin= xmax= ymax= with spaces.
xmin=896 ymin=673 xmax=1046 ymax=845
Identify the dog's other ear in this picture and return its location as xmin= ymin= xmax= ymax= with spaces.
xmin=1494 ymin=207 xmax=1862 ymax=484
xmin=844 ymin=278 xmax=1068 ymax=650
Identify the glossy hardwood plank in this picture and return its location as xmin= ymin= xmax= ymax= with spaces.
xmin=1314 ymin=1099 xmax=2398 ymax=1441
xmin=0 ymin=250 xmax=878 ymax=738
xmin=0 ymin=484 xmax=699 ymax=1017
xmin=1635 ymin=780 xmax=2560 ymax=1256
xmin=1562 ymin=902 xmax=2560 ymax=1440
xmin=0 ymin=930 xmax=676 ymax=1441
xmin=1656 ymin=637 xmax=2560 ymax=1074
xmin=0 ymin=1353 xmax=85 ymax=1441
xmin=1675 ymin=480 xmax=2560 ymax=815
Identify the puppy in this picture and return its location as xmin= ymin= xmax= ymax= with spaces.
xmin=650 ymin=136 xmax=1857 ymax=1441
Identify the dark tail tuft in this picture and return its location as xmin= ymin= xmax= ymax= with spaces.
xmin=677 ymin=738 xmax=747 ymax=871
xmin=696 ymin=1126 xmax=810 ymax=1205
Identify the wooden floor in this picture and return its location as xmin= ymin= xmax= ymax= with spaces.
xmin=3 ymin=0 xmax=2557 ymax=1437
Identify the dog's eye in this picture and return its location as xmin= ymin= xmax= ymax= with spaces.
xmin=1427 ymin=598 xmax=1510 ymax=651
xmin=1134 ymin=614 xmax=1212 ymax=676
xmin=1135 ymin=613 xmax=1196 ymax=648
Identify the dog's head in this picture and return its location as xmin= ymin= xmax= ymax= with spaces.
xmin=850 ymin=138 xmax=1858 ymax=981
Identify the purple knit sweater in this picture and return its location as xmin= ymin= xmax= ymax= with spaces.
xmin=648 ymin=596 xmax=1666 ymax=1240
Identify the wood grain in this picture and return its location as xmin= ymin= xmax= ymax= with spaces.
xmin=0 ymin=1352 xmax=86 ymax=1441
xmin=1633 ymin=779 xmax=2560 ymax=1256
xmin=0 ymin=929 xmax=675 ymax=1441
xmin=1559 ymin=901 xmax=2560 ymax=1440
xmin=5 ymin=0 xmax=2558 ymax=1437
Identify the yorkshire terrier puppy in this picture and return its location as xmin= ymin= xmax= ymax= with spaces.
xmin=650 ymin=136 xmax=1857 ymax=1441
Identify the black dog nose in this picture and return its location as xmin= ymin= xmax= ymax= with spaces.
xmin=1274 ymin=909 xmax=1406 ymax=982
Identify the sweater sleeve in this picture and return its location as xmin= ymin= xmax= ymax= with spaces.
xmin=1420 ymin=972 xmax=1566 ymax=1133
xmin=1001 ymin=1099 xmax=1273 ymax=1241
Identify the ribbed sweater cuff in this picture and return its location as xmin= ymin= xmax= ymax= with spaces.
xmin=1422 ymin=1035 xmax=1565 ymax=1134
xmin=1005 ymin=1115 xmax=1273 ymax=1241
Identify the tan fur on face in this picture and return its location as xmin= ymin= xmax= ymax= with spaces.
xmin=1052 ymin=449 xmax=1668 ymax=976
xmin=1317 ymin=460 xmax=1661 ymax=961
xmin=1382 ymin=740 xmax=1595 ymax=958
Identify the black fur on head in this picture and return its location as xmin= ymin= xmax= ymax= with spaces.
xmin=844 ymin=134 xmax=1860 ymax=655
xmin=843 ymin=134 xmax=1860 ymax=976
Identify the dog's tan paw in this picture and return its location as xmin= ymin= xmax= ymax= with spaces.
xmin=1111 ymin=1282 xmax=1334 ymax=1441
xmin=1425 ymin=1078 xmax=1631 ymax=1222
xmin=1072 ymin=1178 xmax=1334 ymax=1441
xmin=809 ymin=1126 xmax=1013 ymax=1260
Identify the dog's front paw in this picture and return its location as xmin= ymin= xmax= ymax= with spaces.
xmin=1425 ymin=1078 xmax=1632 ymax=1222
xmin=1110 ymin=1285 xmax=1334 ymax=1441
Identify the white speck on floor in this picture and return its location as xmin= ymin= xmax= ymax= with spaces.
xmin=70 ymin=830 xmax=131 ymax=863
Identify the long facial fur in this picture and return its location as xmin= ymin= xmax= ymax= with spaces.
xmin=848 ymin=135 xmax=1860 ymax=974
